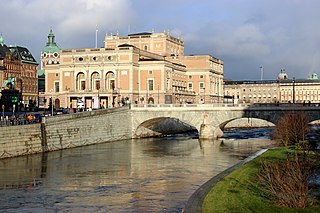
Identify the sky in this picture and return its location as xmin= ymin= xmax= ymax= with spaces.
xmin=1 ymin=0 xmax=320 ymax=80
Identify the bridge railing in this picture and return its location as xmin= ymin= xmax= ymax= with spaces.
xmin=131 ymin=103 xmax=320 ymax=109
xmin=131 ymin=103 xmax=252 ymax=108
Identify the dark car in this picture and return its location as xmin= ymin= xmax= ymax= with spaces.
xmin=33 ymin=113 xmax=43 ymax=123
xmin=55 ymin=108 xmax=69 ymax=115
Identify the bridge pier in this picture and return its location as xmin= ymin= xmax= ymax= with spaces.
xmin=199 ymin=124 xmax=223 ymax=139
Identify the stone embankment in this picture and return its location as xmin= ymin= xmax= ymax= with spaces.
xmin=0 ymin=107 xmax=132 ymax=159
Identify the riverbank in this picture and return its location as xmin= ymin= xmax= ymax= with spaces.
xmin=184 ymin=145 xmax=269 ymax=213
xmin=201 ymin=148 xmax=320 ymax=213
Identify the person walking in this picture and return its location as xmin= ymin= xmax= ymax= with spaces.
xmin=27 ymin=114 xmax=33 ymax=124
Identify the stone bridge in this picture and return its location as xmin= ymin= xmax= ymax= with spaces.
xmin=130 ymin=103 xmax=320 ymax=139
xmin=2 ymin=103 xmax=320 ymax=159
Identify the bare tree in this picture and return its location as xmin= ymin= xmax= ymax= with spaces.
xmin=272 ymin=111 xmax=310 ymax=146
xmin=258 ymin=153 xmax=313 ymax=208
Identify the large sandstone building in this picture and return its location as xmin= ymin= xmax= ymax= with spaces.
xmin=41 ymin=30 xmax=224 ymax=109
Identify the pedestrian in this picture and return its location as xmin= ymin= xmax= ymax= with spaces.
xmin=27 ymin=114 xmax=33 ymax=124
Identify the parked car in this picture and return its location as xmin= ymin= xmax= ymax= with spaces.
xmin=55 ymin=108 xmax=69 ymax=115
xmin=33 ymin=113 xmax=43 ymax=123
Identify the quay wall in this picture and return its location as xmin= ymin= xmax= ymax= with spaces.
xmin=0 ymin=107 xmax=132 ymax=159
xmin=0 ymin=124 xmax=42 ymax=159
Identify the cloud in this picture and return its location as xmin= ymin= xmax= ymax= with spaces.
xmin=0 ymin=0 xmax=138 ymax=70
xmin=212 ymin=23 xmax=270 ymax=58
xmin=2 ymin=0 xmax=320 ymax=80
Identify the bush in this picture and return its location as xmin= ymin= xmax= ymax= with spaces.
xmin=271 ymin=111 xmax=310 ymax=146
xmin=258 ymin=153 xmax=313 ymax=208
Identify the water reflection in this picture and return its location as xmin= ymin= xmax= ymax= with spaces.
xmin=0 ymin=129 xmax=273 ymax=212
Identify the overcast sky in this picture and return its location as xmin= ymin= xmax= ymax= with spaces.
xmin=1 ymin=0 xmax=320 ymax=80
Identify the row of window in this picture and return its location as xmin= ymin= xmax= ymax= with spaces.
xmin=76 ymin=55 xmax=114 ymax=63
xmin=242 ymin=88 xmax=277 ymax=92
xmin=188 ymin=75 xmax=204 ymax=79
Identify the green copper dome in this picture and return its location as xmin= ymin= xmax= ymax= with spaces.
xmin=0 ymin=34 xmax=4 ymax=46
xmin=42 ymin=29 xmax=60 ymax=54
xmin=311 ymin=73 xmax=318 ymax=80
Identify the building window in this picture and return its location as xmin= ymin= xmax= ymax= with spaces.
xmin=166 ymin=78 xmax=170 ymax=90
xmin=188 ymin=83 xmax=193 ymax=91
xmin=199 ymin=82 xmax=204 ymax=92
xmin=106 ymin=71 xmax=115 ymax=90
xmin=200 ymin=75 xmax=204 ymax=79
xmin=96 ymin=80 xmax=100 ymax=90
xmin=148 ymin=79 xmax=154 ymax=91
xmin=91 ymin=72 xmax=100 ymax=90
xmin=81 ymin=81 xmax=85 ymax=90
xmin=189 ymin=75 xmax=192 ymax=79
xmin=76 ymin=72 xmax=85 ymax=91
xmin=144 ymin=45 xmax=148 ymax=51
xmin=149 ymin=70 xmax=153 ymax=75
xmin=54 ymin=82 xmax=59 ymax=92
xmin=110 ymin=80 xmax=115 ymax=90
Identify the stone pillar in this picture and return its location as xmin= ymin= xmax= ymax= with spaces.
xmin=199 ymin=113 xmax=223 ymax=139
xmin=199 ymin=124 xmax=223 ymax=139
xmin=199 ymin=123 xmax=214 ymax=139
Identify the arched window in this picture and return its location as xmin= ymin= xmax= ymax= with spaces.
xmin=105 ymin=71 xmax=115 ymax=90
xmin=76 ymin=72 xmax=86 ymax=91
xmin=91 ymin=72 xmax=100 ymax=90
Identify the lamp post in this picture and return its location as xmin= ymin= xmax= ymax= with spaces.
xmin=137 ymin=82 xmax=140 ymax=104
xmin=97 ymin=77 xmax=100 ymax=109
xmin=157 ymin=84 xmax=160 ymax=104
xmin=98 ymin=89 xmax=100 ymax=108
xmin=146 ymin=80 xmax=149 ymax=104
xmin=50 ymin=89 xmax=54 ymax=116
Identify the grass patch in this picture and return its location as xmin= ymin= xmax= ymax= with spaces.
xmin=202 ymin=148 xmax=320 ymax=213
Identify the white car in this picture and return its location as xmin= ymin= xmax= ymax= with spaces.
xmin=77 ymin=100 xmax=85 ymax=109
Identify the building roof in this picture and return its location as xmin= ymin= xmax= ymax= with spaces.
xmin=118 ymin=43 xmax=135 ymax=48
xmin=224 ymin=78 xmax=320 ymax=85
xmin=8 ymin=46 xmax=38 ymax=65
xmin=128 ymin=32 xmax=152 ymax=36
xmin=0 ymin=34 xmax=37 ymax=64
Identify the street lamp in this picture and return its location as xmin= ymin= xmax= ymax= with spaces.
xmin=137 ymin=82 xmax=140 ymax=104
xmin=50 ymin=89 xmax=54 ymax=116
xmin=157 ymin=84 xmax=160 ymax=104
xmin=97 ymin=79 xmax=100 ymax=109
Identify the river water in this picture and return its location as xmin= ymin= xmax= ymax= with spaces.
xmin=0 ymin=128 xmax=274 ymax=212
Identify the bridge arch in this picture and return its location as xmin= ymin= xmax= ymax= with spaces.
xmin=219 ymin=117 xmax=275 ymax=130
xmin=135 ymin=117 xmax=198 ymax=138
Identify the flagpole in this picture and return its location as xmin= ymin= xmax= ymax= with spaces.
xmin=95 ymin=25 xmax=98 ymax=48
xmin=260 ymin=66 xmax=264 ymax=80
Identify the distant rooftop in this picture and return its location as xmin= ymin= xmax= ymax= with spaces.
xmin=128 ymin=32 xmax=152 ymax=36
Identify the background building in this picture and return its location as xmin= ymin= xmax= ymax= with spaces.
xmin=42 ymin=31 xmax=224 ymax=109
xmin=0 ymin=34 xmax=38 ymax=111
xmin=224 ymin=69 xmax=320 ymax=104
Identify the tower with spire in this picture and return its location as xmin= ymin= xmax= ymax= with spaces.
xmin=40 ymin=29 xmax=61 ymax=74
